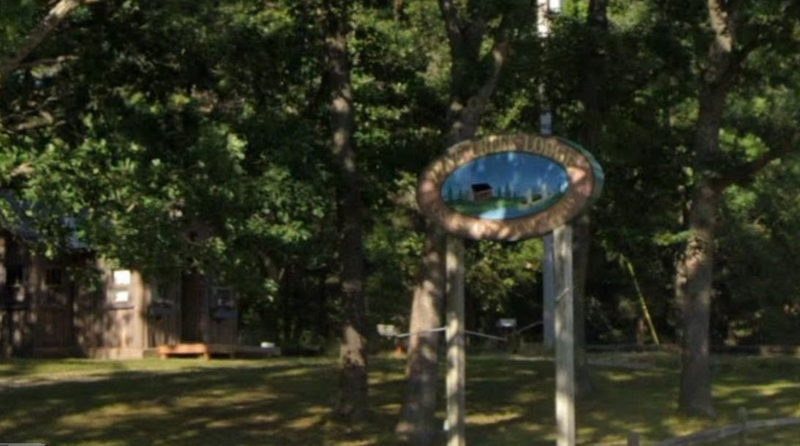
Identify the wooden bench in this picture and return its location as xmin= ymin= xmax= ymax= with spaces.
xmin=157 ymin=343 xmax=280 ymax=359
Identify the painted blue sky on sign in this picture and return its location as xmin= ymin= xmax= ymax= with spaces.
xmin=441 ymin=152 xmax=570 ymax=220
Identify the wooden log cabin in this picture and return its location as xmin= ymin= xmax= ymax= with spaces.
xmin=0 ymin=232 xmax=78 ymax=357
xmin=1 ymin=230 xmax=241 ymax=359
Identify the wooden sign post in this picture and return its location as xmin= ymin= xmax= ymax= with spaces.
xmin=554 ymin=225 xmax=575 ymax=446
xmin=543 ymin=233 xmax=556 ymax=349
xmin=446 ymin=236 xmax=466 ymax=446
xmin=418 ymin=134 xmax=602 ymax=446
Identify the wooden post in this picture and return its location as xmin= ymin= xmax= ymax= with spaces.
xmin=627 ymin=432 xmax=640 ymax=446
xmin=543 ymin=233 xmax=556 ymax=349
xmin=738 ymin=407 xmax=748 ymax=446
xmin=554 ymin=225 xmax=575 ymax=446
xmin=446 ymin=236 xmax=466 ymax=446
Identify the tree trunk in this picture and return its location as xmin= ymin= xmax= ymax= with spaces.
xmin=397 ymin=4 xmax=514 ymax=443
xmin=0 ymin=0 xmax=84 ymax=88
xmin=397 ymin=3 xmax=517 ymax=442
xmin=570 ymin=0 xmax=609 ymax=399
xmin=581 ymin=0 xmax=608 ymax=147
xmin=397 ymin=108 xmax=480 ymax=444
xmin=677 ymin=88 xmax=727 ymax=417
xmin=396 ymin=225 xmax=447 ymax=445
xmin=677 ymin=0 xmax=735 ymax=415
xmin=571 ymin=213 xmax=593 ymax=398
xmin=677 ymin=181 xmax=719 ymax=417
xmin=675 ymin=1 xmax=800 ymax=412
xmin=325 ymin=0 xmax=368 ymax=421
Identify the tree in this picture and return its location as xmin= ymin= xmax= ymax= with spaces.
xmin=323 ymin=0 xmax=369 ymax=421
xmin=568 ymin=0 xmax=611 ymax=398
xmin=396 ymin=1 xmax=522 ymax=443
xmin=1 ymin=0 xmax=335 ymax=346
xmin=0 ymin=0 xmax=87 ymax=89
xmin=675 ymin=0 xmax=800 ymax=416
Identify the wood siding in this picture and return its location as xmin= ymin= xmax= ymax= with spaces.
xmin=2 ymin=231 xmax=240 ymax=359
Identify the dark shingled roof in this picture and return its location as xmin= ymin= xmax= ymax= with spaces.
xmin=0 ymin=190 xmax=87 ymax=249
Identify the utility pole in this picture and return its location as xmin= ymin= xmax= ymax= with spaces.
xmin=539 ymin=0 xmax=561 ymax=350
xmin=537 ymin=3 xmax=576 ymax=446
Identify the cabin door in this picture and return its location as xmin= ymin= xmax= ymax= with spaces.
xmin=180 ymin=273 xmax=205 ymax=342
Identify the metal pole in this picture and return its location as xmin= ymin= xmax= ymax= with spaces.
xmin=554 ymin=224 xmax=575 ymax=446
xmin=446 ymin=236 xmax=466 ymax=446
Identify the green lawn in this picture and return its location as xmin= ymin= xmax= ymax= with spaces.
xmin=446 ymin=194 xmax=563 ymax=218
xmin=1 ymin=352 xmax=798 ymax=445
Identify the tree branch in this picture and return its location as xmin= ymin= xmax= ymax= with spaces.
xmin=712 ymin=125 xmax=800 ymax=191
xmin=706 ymin=0 xmax=795 ymax=92
xmin=438 ymin=0 xmax=465 ymax=50
xmin=12 ymin=162 xmax=35 ymax=177
xmin=14 ymin=111 xmax=56 ymax=131
xmin=457 ymin=12 xmax=513 ymax=133
xmin=0 ymin=0 xmax=87 ymax=89
xmin=16 ymin=54 xmax=78 ymax=70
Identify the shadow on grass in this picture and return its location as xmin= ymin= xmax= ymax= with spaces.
xmin=0 ymin=358 xmax=125 ymax=379
xmin=0 ymin=361 xmax=342 ymax=446
xmin=463 ymin=354 xmax=800 ymax=445
xmin=1 ymin=354 xmax=798 ymax=445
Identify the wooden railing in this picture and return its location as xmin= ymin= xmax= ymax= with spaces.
xmin=627 ymin=409 xmax=800 ymax=446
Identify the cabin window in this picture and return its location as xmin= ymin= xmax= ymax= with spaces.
xmin=210 ymin=286 xmax=236 ymax=321
xmin=108 ymin=269 xmax=132 ymax=305
xmin=113 ymin=269 xmax=132 ymax=286
xmin=5 ymin=265 xmax=26 ymax=303
xmin=7 ymin=265 xmax=24 ymax=287
xmin=43 ymin=267 xmax=68 ymax=306
xmin=148 ymin=281 xmax=175 ymax=318
xmin=114 ymin=290 xmax=130 ymax=303
xmin=212 ymin=287 xmax=235 ymax=308
xmin=45 ymin=268 xmax=63 ymax=286
xmin=155 ymin=283 xmax=171 ymax=300
xmin=151 ymin=281 xmax=175 ymax=306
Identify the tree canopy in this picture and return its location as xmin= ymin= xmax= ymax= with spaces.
xmin=2 ymin=0 xmax=799 ymax=423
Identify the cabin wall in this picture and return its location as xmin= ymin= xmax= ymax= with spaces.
xmin=208 ymin=315 xmax=238 ymax=344
xmin=144 ymin=275 xmax=182 ymax=348
xmin=76 ymin=265 xmax=189 ymax=358
xmin=179 ymin=274 xmax=238 ymax=345
xmin=77 ymin=264 xmax=147 ymax=358
xmin=1 ymin=231 xmax=241 ymax=358
xmin=1 ymin=235 xmax=32 ymax=355
xmin=73 ymin=284 xmax=106 ymax=354
xmin=180 ymin=273 xmax=207 ymax=343
xmin=29 ymin=256 xmax=74 ymax=354
xmin=1 ymin=234 xmax=74 ymax=357
xmin=205 ymin=279 xmax=239 ymax=345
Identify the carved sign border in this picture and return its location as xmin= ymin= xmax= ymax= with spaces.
xmin=417 ymin=134 xmax=603 ymax=241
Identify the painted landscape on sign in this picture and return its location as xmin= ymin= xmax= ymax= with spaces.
xmin=441 ymin=152 xmax=570 ymax=220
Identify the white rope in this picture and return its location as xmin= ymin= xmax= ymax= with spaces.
xmin=394 ymin=327 xmax=446 ymax=339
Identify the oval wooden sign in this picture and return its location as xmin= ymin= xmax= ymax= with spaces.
xmin=417 ymin=134 xmax=603 ymax=241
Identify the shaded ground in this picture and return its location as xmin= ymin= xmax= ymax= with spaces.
xmin=0 ymin=353 xmax=798 ymax=445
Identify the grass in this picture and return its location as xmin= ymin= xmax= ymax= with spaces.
xmin=0 ymin=352 xmax=798 ymax=445
xmin=446 ymin=193 xmax=563 ymax=218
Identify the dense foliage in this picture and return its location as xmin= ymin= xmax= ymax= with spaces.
xmin=1 ymin=0 xmax=799 ymax=355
